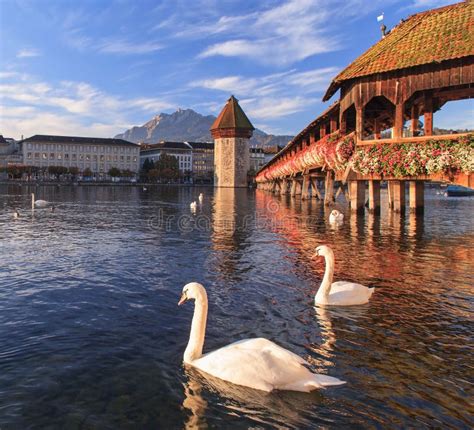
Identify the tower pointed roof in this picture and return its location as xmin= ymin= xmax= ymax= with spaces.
xmin=210 ymin=96 xmax=255 ymax=134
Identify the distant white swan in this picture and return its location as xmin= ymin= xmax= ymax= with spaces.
xmin=179 ymin=282 xmax=345 ymax=392
xmin=190 ymin=201 xmax=197 ymax=211
xmin=329 ymin=209 xmax=344 ymax=224
xmin=198 ymin=193 xmax=203 ymax=203
xmin=13 ymin=209 xmax=20 ymax=219
xmin=314 ymin=245 xmax=374 ymax=306
xmin=31 ymin=193 xmax=49 ymax=208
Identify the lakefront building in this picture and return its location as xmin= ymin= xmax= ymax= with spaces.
xmin=20 ymin=135 xmax=140 ymax=178
xmin=140 ymin=141 xmax=193 ymax=173
xmin=187 ymin=141 xmax=214 ymax=182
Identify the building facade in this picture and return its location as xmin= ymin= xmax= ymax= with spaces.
xmin=249 ymin=147 xmax=265 ymax=172
xmin=20 ymin=135 xmax=140 ymax=178
xmin=140 ymin=141 xmax=193 ymax=174
xmin=187 ymin=142 xmax=214 ymax=182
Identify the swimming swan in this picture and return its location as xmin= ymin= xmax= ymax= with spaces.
xmin=179 ymin=282 xmax=345 ymax=392
xmin=13 ymin=209 xmax=20 ymax=219
xmin=314 ymin=245 xmax=374 ymax=306
xmin=31 ymin=193 xmax=49 ymax=208
xmin=329 ymin=209 xmax=344 ymax=224
xmin=198 ymin=193 xmax=203 ymax=203
xmin=190 ymin=201 xmax=197 ymax=211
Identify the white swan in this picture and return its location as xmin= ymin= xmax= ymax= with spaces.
xmin=190 ymin=201 xmax=197 ymax=211
xmin=314 ymin=245 xmax=374 ymax=306
xmin=329 ymin=209 xmax=344 ymax=224
xmin=13 ymin=209 xmax=20 ymax=219
xmin=198 ymin=193 xmax=203 ymax=203
xmin=179 ymin=282 xmax=345 ymax=392
xmin=31 ymin=193 xmax=49 ymax=208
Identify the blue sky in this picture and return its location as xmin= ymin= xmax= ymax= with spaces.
xmin=0 ymin=0 xmax=471 ymax=139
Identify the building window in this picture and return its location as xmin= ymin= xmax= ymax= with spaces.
xmin=57 ymin=154 xmax=62 ymax=160
xmin=93 ymin=155 xmax=97 ymax=161
xmin=35 ymin=153 xmax=40 ymax=159
xmin=42 ymin=153 xmax=47 ymax=159
xmin=100 ymin=155 xmax=104 ymax=161
xmin=86 ymin=155 xmax=90 ymax=161
xmin=27 ymin=152 xmax=32 ymax=159
xmin=71 ymin=154 xmax=76 ymax=160
xmin=64 ymin=154 xmax=69 ymax=160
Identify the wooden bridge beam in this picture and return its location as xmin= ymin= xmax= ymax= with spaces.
xmin=368 ymin=180 xmax=381 ymax=214
xmin=301 ymin=175 xmax=310 ymax=200
xmin=349 ymin=181 xmax=365 ymax=213
xmin=390 ymin=180 xmax=406 ymax=213
xmin=324 ymin=171 xmax=335 ymax=205
xmin=409 ymin=181 xmax=424 ymax=214
xmin=310 ymin=178 xmax=322 ymax=200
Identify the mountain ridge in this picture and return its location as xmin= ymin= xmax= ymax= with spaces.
xmin=114 ymin=108 xmax=293 ymax=147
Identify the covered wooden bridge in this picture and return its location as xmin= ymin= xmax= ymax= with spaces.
xmin=256 ymin=1 xmax=474 ymax=214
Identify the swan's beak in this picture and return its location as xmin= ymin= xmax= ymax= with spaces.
xmin=178 ymin=293 xmax=187 ymax=306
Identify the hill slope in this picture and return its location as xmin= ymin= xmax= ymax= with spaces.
xmin=114 ymin=108 xmax=292 ymax=147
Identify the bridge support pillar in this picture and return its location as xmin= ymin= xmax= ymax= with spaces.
xmin=310 ymin=178 xmax=322 ymax=200
xmin=324 ymin=171 xmax=335 ymax=205
xmin=368 ymin=180 xmax=381 ymax=214
xmin=390 ymin=181 xmax=406 ymax=213
xmin=301 ymin=175 xmax=310 ymax=200
xmin=274 ymin=180 xmax=282 ymax=195
xmin=290 ymin=179 xmax=302 ymax=197
xmin=409 ymin=181 xmax=424 ymax=214
xmin=349 ymin=181 xmax=365 ymax=213
xmin=283 ymin=179 xmax=291 ymax=195
xmin=271 ymin=181 xmax=278 ymax=194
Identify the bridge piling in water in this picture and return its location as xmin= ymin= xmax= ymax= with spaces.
xmin=368 ymin=180 xmax=381 ymax=214
xmin=409 ymin=181 xmax=424 ymax=214
xmin=349 ymin=181 xmax=365 ymax=213
xmin=391 ymin=181 xmax=406 ymax=213
xmin=301 ymin=175 xmax=310 ymax=200
xmin=324 ymin=172 xmax=335 ymax=205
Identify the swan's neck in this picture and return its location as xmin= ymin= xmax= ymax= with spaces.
xmin=316 ymin=253 xmax=335 ymax=304
xmin=184 ymin=294 xmax=208 ymax=364
xmin=31 ymin=193 xmax=35 ymax=209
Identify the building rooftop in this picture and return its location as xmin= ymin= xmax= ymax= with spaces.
xmin=324 ymin=1 xmax=473 ymax=100
xmin=21 ymin=134 xmax=139 ymax=147
xmin=186 ymin=141 xmax=214 ymax=150
xmin=140 ymin=141 xmax=193 ymax=152
xmin=210 ymin=95 xmax=255 ymax=131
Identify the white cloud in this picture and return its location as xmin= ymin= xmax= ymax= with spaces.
xmin=191 ymin=67 xmax=336 ymax=96
xmin=98 ymin=40 xmax=164 ymax=55
xmin=241 ymin=96 xmax=315 ymax=120
xmin=16 ymin=48 xmax=41 ymax=58
xmin=0 ymin=72 xmax=177 ymax=139
xmin=187 ymin=0 xmax=395 ymax=65
xmin=63 ymin=26 xmax=164 ymax=55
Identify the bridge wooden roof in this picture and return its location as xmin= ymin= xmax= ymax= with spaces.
xmin=210 ymin=95 xmax=254 ymax=131
xmin=323 ymin=1 xmax=474 ymax=101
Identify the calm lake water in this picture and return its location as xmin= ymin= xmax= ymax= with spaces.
xmin=0 ymin=184 xmax=473 ymax=429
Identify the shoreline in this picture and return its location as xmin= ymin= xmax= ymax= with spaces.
xmin=0 ymin=180 xmax=217 ymax=188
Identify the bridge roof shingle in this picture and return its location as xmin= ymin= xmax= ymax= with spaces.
xmin=323 ymin=1 xmax=474 ymax=101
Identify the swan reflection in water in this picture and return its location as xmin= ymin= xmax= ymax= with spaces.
xmin=182 ymin=367 xmax=325 ymax=429
xmin=309 ymin=305 xmax=372 ymax=369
